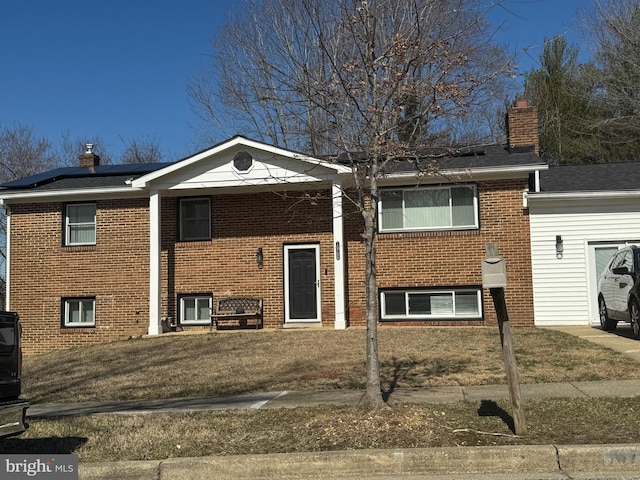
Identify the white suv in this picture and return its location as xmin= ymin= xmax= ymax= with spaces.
xmin=598 ymin=245 xmax=640 ymax=338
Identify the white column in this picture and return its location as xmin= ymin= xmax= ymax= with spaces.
xmin=332 ymin=180 xmax=347 ymax=329
xmin=148 ymin=191 xmax=162 ymax=335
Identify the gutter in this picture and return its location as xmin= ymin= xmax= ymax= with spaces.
xmin=525 ymin=189 xmax=640 ymax=208
xmin=382 ymin=163 xmax=547 ymax=183
xmin=0 ymin=186 xmax=148 ymax=204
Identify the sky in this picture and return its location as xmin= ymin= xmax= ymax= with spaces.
xmin=0 ymin=0 xmax=590 ymax=164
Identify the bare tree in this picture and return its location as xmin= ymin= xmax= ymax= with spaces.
xmin=190 ymin=0 xmax=511 ymax=406
xmin=57 ymin=130 xmax=114 ymax=166
xmin=120 ymin=135 xmax=165 ymax=164
xmin=0 ymin=123 xmax=58 ymax=308
xmin=581 ymin=0 xmax=640 ymax=160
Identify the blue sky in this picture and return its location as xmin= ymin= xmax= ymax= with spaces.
xmin=0 ymin=0 xmax=588 ymax=163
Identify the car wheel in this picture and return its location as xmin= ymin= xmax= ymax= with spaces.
xmin=631 ymin=299 xmax=640 ymax=340
xmin=599 ymin=296 xmax=617 ymax=331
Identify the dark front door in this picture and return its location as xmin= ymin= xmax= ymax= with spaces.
xmin=286 ymin=245 xmax=320 ymax=322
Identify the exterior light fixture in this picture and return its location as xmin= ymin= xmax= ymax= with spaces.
xmin=256 ymin=247 xmax=264 ymax=267
xmin=555 ymin=235 xmax=563 ymax=259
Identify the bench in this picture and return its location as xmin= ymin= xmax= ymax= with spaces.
xmin=211 ymin=297 xmax=263 ymax=330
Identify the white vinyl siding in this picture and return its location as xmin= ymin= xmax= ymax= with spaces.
xmin=529 ymin=201 xmax=640 ymax=326
xmin=65 ymin=203 xmax=96 ymax=246
xmin=63 ymin=298 xmax=95 ymax=327
xmin=379 ymin=185 xmax=477 ymax=232
xmin=380 ymin=289 xmax=482 ymax=320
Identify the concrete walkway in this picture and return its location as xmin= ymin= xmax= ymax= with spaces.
xmin=546 ymin=324 xmax=640 ymax=362
xmin=27 ymin=325 xmax=640 ymax=479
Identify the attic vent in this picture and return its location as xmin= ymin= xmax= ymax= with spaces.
xmin=233 ymin=151 xmax=253 ymax=172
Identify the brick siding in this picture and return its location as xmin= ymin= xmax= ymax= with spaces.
xmin=9 ymin=199 xmax=150 ymax=354
xmin=507 ymin=104 xmax=539 ymax=155
xmin=345 ymin=178 xmax=534 ymax=328
xmin=9 ymin=176 xmax=533 ymax=354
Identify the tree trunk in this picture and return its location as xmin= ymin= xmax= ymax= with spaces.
xmin=362 ymin=202 xmax=384 ymax=407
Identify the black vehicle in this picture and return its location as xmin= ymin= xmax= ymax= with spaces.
xmin=0 ymin=311 xmax=29 ymax=437
xmin=598 ymin=245 xmax=640 ymax=338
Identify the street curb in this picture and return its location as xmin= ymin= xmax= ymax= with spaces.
xmin=78 ymin=444 xmax=640 ymax=479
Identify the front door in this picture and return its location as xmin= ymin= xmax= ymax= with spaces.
xmin=284 ymin=244 xmax=321 ymax=323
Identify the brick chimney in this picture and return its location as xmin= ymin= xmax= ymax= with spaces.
xmin=506 ymin=100 xmax=539 ymax=155
xmin=78 ymin=144 xmax=100 ymax=168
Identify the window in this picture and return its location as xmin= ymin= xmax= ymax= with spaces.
xmin=65 ymin=203 xmax=96 ymax=245
xmin=63 ymin=298 xmax=95 ymax=327
xmin=179 ymin=197 xmax=211 ymax=241
xmin=379 ymin=185 xmax=477 ymax=232
xmin=179 ymin=294 xmax=212 ymax=325
xmin=233 ymin=151 xmax=253 ymax=172
xmin=380 ymin=289 xmax=482 ymax=321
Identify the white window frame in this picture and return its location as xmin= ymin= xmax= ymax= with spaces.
xmin=380 ymin=288 xmax=482 ymax=320
xmin=179 ymin=294 xmax=212 ymax=325
xmin=179 ymin=197 xmax=211 ymax=241
xmin=65 ymin=203 xmax=96 ymax=246
xmin=63 ymin=297 xmax=96 ymax=327
xmin=378 ymin=185 xmax=478 ymax=233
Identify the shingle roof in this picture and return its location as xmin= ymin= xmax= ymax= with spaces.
xmin=382 ymin=145 xmax=542 ymax=173
xmin=0 ymin=163 xmax=172 ymax=191
xmin=0 ymin=143 xmax=545 ymax=194
xmin=540 ymin=162 xmax=640 ymax=192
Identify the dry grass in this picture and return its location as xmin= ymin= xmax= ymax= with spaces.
xmin=10 ymin=326 xmax=640 ymax=461
xmin=4 ymin=397 xmax=640 ymax=462
xmin=23 ymin=327 xmax=639 ymax=403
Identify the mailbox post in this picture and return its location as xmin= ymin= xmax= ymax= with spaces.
xmin=483 ymin=243 xmax=527 ymax=436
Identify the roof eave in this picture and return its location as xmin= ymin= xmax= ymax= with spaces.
xmin=132 ymin=137 xmax=351 ymax=188
xmin=383 ymin=163 xmax=547 ymax=181
xmin=526 ymin=189 xmax=640 ymax=204
xmin=0 ymin=186 xmax=145 ymax=205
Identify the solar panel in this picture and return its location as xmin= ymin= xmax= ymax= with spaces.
xmin=0 ymin=162 xmax=172 ymax=190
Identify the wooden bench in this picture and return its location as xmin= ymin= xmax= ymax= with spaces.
xmin=211 ymin=297 xmax=263 ymax=330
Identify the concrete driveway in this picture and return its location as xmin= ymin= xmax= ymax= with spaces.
xmin=545 ymin=324 xmax=640 ymax=362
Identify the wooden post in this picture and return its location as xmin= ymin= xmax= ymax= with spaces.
xmin=485 ymin=243 xmax=527 ymax=435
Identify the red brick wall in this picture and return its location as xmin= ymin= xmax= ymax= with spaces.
xmin=345 ymin=178 xmax=534 ymax=327
xmin=160 ymin=192 xmax=335 ymax=330
xmin=507 ymin=104 xmax=539 ymax=155
xmin=9 ymin=176 xmax=533 ymax=354
xmin=9 ymin=199 xmax=150 ymax=354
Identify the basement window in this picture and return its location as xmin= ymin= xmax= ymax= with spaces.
xmin=62 ymin=297 xmax=95 ymax=327
xmin=380 ymin=288 xmax=482 ymax=321
xmin=179 ymin=294 xmax=212 ymax=325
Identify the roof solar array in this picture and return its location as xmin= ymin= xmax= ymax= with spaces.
xmin=0 ymin=162 xmax=172 ymax=190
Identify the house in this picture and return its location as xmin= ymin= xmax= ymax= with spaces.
xmin=527 ymin=162 xmax=640 ymax=327
xmin=0 ymin=104 xmax=546 ymax=354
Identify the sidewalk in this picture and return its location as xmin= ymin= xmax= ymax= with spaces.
xmin=27 ymin=325 xmax=640 ymax=479
xmin=26 ymin=379 xmax=640 ymax=418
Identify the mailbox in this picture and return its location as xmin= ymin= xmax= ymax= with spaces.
xmin=482 ymin=256 xmax=507 ymax=288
